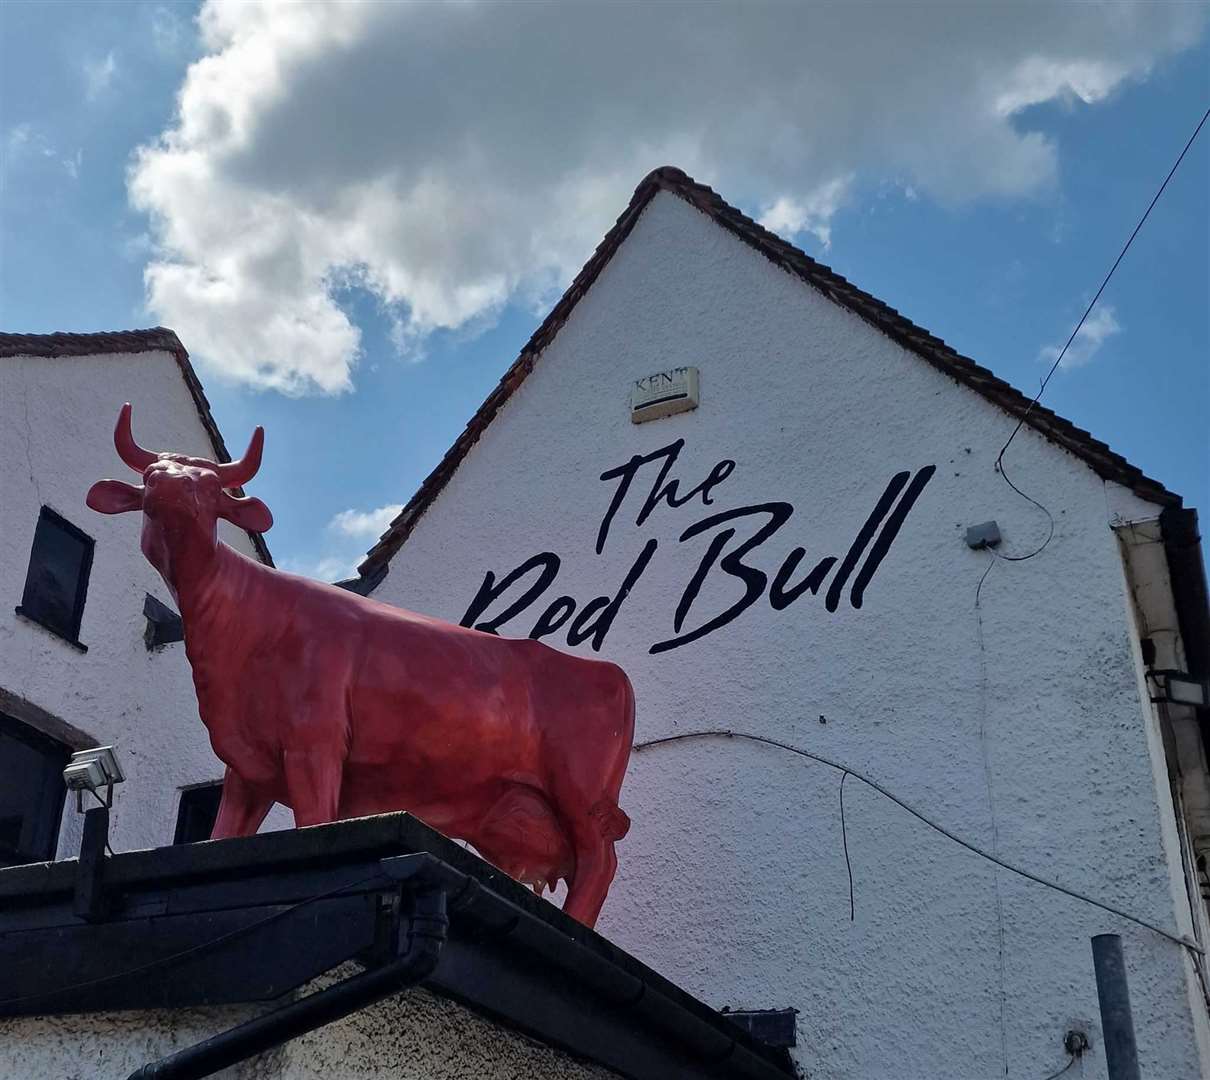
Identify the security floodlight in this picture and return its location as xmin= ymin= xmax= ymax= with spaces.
xmin=64 ymin=746 xmax=124 ymax=811
xmin=1148 ymin=670 xmax=1210 ymax=710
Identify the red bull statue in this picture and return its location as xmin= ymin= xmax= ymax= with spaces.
xmin=87 ymin=404 xmax=633 ymax=927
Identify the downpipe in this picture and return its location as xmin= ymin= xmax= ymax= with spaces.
xmin=127 ymin=884 xmax=449 ymax=1080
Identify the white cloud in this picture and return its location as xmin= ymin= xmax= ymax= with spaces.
xmin=280 ymin=502 xmax=403 ymax=583
xmin=329 ymin=504 xmax=403 ymax=539
xmin=1039 ymin=305 xmax=1122 ymax=370
xmin=995 ymin=58 xmax=1131 ymax=117
xmin=129 ymin=1 xmax=1205 ymax=395
xmin=84 ymin=51 xmax=118 ymax=102
xmin=759 ymin=177 xmax=852 ymax=248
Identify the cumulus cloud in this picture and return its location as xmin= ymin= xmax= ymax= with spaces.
xmin=759 ymin=177 xmax=851 ymax=249
xmin=129 ymin=0 xmax=1205 ymax=395
xmin=278 ymin=502 xmax=403 ymax=582
xmin=329 ymin=504 xmax=404 ymax=539
xmin=1039 ymin=305 xmax=1123 ymax=370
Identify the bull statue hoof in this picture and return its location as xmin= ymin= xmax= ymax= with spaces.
xmin=87 ymin=404 xmax=633 ymax=928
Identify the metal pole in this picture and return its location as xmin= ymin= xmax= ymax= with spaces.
xmin=1092 ymin=933 xmax=1141 ymax=1080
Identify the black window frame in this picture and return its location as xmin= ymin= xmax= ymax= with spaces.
xmin=0 ymin=713 xmax=70 ymax=868
xmin=173 ymin=782 xmax=224 ymax=845
xmin=16 ymin=506 xmax=95 ymax=651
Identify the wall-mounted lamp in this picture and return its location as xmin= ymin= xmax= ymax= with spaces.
xmin=64 ymin=747 xmax=123 ymax=919
xmin=64 ymin=745 xmax=124 ymax=813
xmin=1148 ymin=670 xmax=1210 ymax=709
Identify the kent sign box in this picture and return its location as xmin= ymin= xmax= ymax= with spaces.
xmin=631 ymin=367 xmax=699 ymax=423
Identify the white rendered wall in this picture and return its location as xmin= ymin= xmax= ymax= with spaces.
xmin=0 ymin=976 xmax=617 ymax=1079
xmin=0 ymin=349 xmax=292 ymax=858
xmin=373 ymin=193 xmax=1206 ymax=1078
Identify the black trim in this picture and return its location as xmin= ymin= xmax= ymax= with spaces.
xmin=0 ymin=712 xmax=70 ymax=868
xmin=724 ymin=1009 xmax=798 ymax=1049
xmin=127 ymin=857 xmax=452 ymax=1080
xmin=0 ymin=814 xmax=795 ymax=1080
xmin=172 ymin=783 xmax=223 ymax=845
xmin=0 ymin=688 xmax=97 ymax=752
xmin=13 ymin=607 xmax=87 ymax=652
xmin=1160 ymin=507 xmax=1210 ymax=761
xmin=18 ymin=506 xmax=94 ymax=650
xmin=143 ymin=594 xmax=184 ymax=649
xmin=334 ymin=562 xmax=389 ymax=597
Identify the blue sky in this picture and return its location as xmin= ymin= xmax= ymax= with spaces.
xmin=2 ymin=2 xmax=1206 ymax=578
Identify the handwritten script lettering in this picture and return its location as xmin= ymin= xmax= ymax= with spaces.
xmin=461 ymin=439 xmax=935 ymax=654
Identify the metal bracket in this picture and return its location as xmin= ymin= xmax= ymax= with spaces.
xmin=73 ymin=807 xmax=110 ymax=923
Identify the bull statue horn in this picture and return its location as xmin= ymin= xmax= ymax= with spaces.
xmin=215 ymin=426 xmax=265 ymax=490
xmin=115 ymin=402 xmax=159 ymax=473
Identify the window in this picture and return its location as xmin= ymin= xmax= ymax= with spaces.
xmin=174 ymin=782 xmax=223 ymax=844
xmin=17 ymin=508 xmax=94 ymax=649
xmin=0 ymin=714 xmax=69 ymax=867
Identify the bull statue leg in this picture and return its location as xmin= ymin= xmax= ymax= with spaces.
xmin=562 ymin=809 xmax=623 ymax=926
xmin=211 ymin=768 xmax=274 ymax=840
xmin=283 ymin=748 xmax=344 ymax=828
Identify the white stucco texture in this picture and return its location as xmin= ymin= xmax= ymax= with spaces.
xmin=372 ymin=192 xmax=1206 ymax=1078
xmin=0 ymin=348 xmax=292 ymax=858
xmin=0 ymin=975 xmax=618 ymax=1079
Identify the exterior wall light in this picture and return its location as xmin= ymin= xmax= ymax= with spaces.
xmin=63 ymin=745 xmax=124 ymax=812
xmin=1148 ymin=670 xmax=1210 ymax=709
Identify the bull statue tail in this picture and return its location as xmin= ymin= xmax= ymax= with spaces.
xmin=589 ymin=798 xmax=631 ymax=841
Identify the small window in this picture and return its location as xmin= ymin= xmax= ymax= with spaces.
xmin=0 ymin=714 xmax=70 ymax=867
xmin=17 ymin=508 xmax=94 ymax=648
xmin=174 ymin=782 xmax=223 ymax=844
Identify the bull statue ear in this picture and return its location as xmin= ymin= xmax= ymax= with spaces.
xmin=86 ymin=479 xmax=144 ymax=515
xmin=218 ymin=491 xmax=273 ymax=533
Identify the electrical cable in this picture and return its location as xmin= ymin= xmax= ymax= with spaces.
xmin=0 ymin=872 xmax=381 ymax=1009
xmin=632 ymin=729 xmax=1202 ymax=953
xmin=992 ymin=103 xmax=1209 ymax=563
xmin=1039 ymin=1053 xmax=1076 ymax=1080
xmin=838 ymin=772 xmax=854 ymax=922
xmin=975 ymin=553 xmax=1010 ymax=1078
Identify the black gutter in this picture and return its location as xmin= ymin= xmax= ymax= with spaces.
xmin=0 ymin=813 xmax=796 ymax=1080
xmin=127 ymin=855 xmax=453 ymax=1080
xmin=1161 ymin=507 xmax=1210 ymax=758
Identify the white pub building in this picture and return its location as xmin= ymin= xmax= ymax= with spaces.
xmin=1 ymin=168 xmax=1207 ymax=1079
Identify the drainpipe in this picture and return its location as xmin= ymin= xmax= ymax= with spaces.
xmin=127 ymin=882 xmax=449 ymax=1080
xmin=1091 ymin=934 xmax=1141 ymax=1080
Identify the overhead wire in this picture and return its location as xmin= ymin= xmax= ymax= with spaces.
xmin=632 ymin=729 xmax=1202 ymax=953
xmin=991 ymin=103 xmax=1209 ymax=563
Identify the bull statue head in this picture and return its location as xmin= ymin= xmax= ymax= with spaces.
xmin=86 ymin=403 xmax=272 ymax=601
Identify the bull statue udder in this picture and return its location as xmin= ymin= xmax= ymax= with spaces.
xmin=87 ymin=404 xmax=633 ymax=927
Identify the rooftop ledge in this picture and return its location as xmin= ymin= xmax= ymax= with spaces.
xmin=0 ymin=811 xmax=795 ymax=1080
